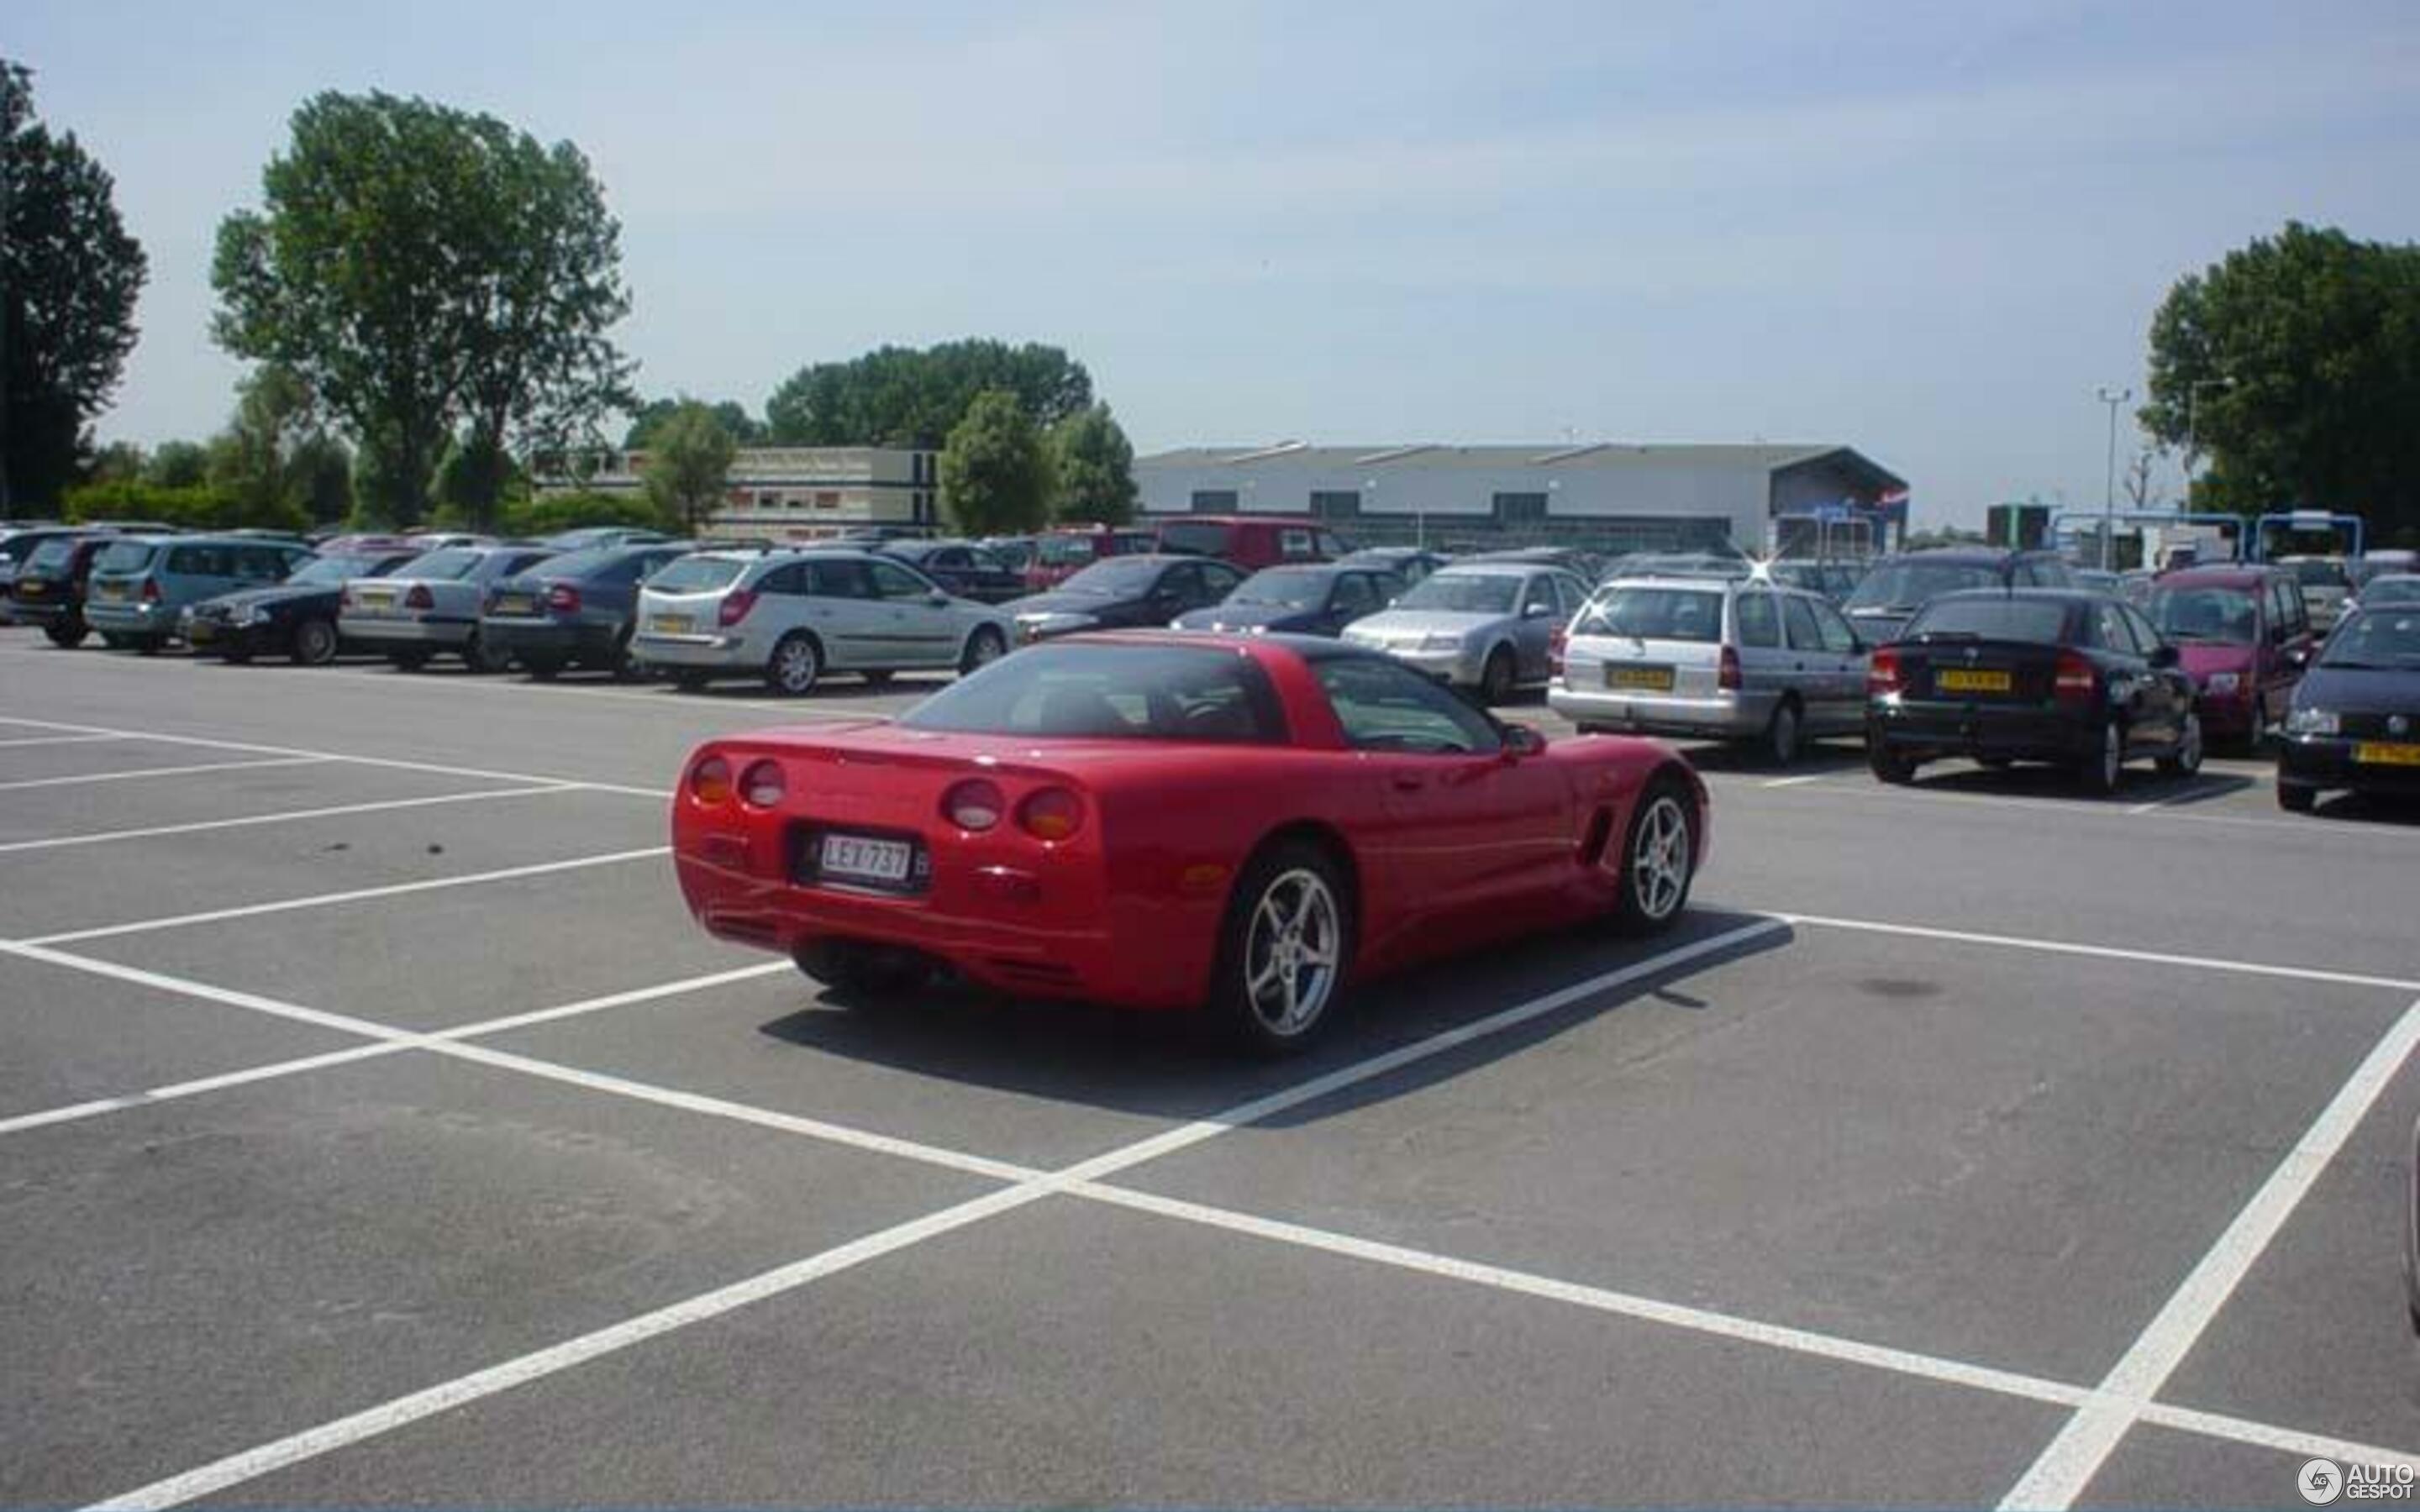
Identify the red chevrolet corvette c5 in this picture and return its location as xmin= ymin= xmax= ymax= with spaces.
xmin=671 ymin=632 xmax=1707 ymax=1053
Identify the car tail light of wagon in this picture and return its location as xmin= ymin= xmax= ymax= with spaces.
xmin=1866 ymin=647 xmax=1903 ymax=696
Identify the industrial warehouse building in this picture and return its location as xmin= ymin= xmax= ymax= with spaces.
xmin=1135 ymin=442 xmax=1909 ymax=555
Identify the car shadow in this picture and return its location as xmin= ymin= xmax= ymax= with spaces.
xmin=1670 ymin=740 xmax=1869 ymax=778
xmin=2305 ymin=790 xmax=2420 ymax=827
xmin=752 ymin=909 xmax=1790 ymax=1128
xmin=1903 ymin=762 xmax=2258 ymax=806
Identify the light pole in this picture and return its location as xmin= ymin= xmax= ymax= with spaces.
xmin=2096 ymin=385 xmax=2131 ymax=571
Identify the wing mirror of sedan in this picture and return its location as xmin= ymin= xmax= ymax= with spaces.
xmin=1523 ymin=603 xmax=1555 ymax=619
xmin=1501 ymin=722 xmax=1547 ymax=759
xmin=926 ymin=589 xmax=950 ymax=606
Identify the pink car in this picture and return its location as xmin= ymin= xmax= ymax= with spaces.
xmin=2141 ymin=566 xmax=2316 ymax=748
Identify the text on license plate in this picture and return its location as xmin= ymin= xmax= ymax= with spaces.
xmin=2354 ymin=742 xmax=2420 ymax=767
xmin=650 ymin=615 xmax=689 ymax=634
xmin=355 ymin=591 xmax=395 ymax=609
xmin=1605 ymin=664 xmax=1675 ymax=691
xmin=1937 ymin=669 xmax=2012 ymax=694
xmin=819 ymin=833 xmax=913 ymax=884
xmin=96 ymin=581 xmax=128 ymax=600
xmin=15 ymin=580 xmax=45 ymax=596
xmin=492 ymin=595 xmax=534 ymax=614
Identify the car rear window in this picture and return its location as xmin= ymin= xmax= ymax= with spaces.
xmin=24 ymin=538 xmax=83 ymax=572
xmin=2291 ymin=559 xmax=2349 ymax=589
xmin=1846 ymin=559 xmax=2003 ymax=612
xmin=401 ymin=549 xmax=485 ymax=581
xmin=902 ymin=643 xmax=1284 ymax=743
xmin=650 ymin=556 xmax=749 ymax=593
xmin=94 ymin=541 xmax=157 ymax=573
xmin=1572 ymin=586 xmax=1724 ymax=643
xmin=1903 ymin=597 xmax=2071 ymax=643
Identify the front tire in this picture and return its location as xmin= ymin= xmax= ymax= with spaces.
xmin=2278 ymin=781 xmax=2317 ymax=813
xmin=1764 ymin=699 xmax=1802 ymax=766
xmin=1611 ymin=779 xmax=1697 ymax=936
xmin=1478 ymin=647 xmax=1516 ymax=706
xmin=44 ymin=619 xmax=87 ymax=648
xmin=1869 ymin=742 xmax=1918 ymax=785
xmin=959 ymin=625 xmax=1007 ymax=675
xmin=292 ymin=617 xmax=339 ymax=667
xmin=765 ymin=632 xmax=821 ymax=696
xmin=1211 ymin=842 xmax=1351 ymax=1057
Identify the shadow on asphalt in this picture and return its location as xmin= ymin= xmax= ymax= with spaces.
xmin=754 ymin=909 xmax=1791 ymax=1128
xmin=1896 ymin=761 xmax=2259 ymax=806
xmin=1669 ymin=740 xmax=1869 ymax=778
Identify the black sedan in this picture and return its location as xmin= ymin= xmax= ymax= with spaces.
xmin=1003 ymin=554 xmax=1246 ymax=643
xmin=1170 ymin=563 xmax=1404 ymax=637
xmin=2277 ymin=607 xmax=2420 ymax=811
xmin=184 ymin=549 xmax=424 ymax=665
xmin=875 ymin=538 xmax=1028 ymax=604
xmin=1865 ymin=589 xmax=2203 ymax=794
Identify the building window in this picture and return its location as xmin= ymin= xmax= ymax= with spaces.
xmin=815 ymin=492 xmax=840 ymax=511
xmin=1309 ymin=491 xmax=1361 ymax=521
xmin=757 ymin=492 xmax=780 ymax=510
xmin=1191 ymin=490 xmax=1239 ymax=513
xmin=1493 ymin=492 xmax=1549 ymax=526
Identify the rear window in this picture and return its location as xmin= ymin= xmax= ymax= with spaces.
xmin=2291 ymin=559 xmax=2349 ymax=589
xmin=1038 ymin=535 xmax=1100 ymax=566
xmin=649 ymin=556 xmax=749 ymax=593
xmin=1155 ymin=522 xmax=1233 ymax=557
xmin=1397 ymin=573 xmax=1518 ymax=614
xmin=94 ymin=541 xmax=158 ymax=573
xmin=401 ymin=549 xmax=485 ymax=581
xmin=1903 ymin=597 xmax=2072 ymax=643
xmin=526 ymin=548 xmax=615 ymax=578
xmin=902 ymin=643 xmax=1284 ymax=743
xmin=24 ymin=538 xmax=83 ymax=572
xmin=1846 ymin=559 xmax=2003 ymax=612
xmin=1572 ymin=586 xmax=1725 ymax=643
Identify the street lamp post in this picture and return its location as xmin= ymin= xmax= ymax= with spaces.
xmin=2096 ymin=385 xmax=2131 ymax=571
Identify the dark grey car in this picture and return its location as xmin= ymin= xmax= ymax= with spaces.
xmin=477 ymin=543 xmax=693 ymax=679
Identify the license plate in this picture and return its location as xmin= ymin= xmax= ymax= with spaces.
xmin=492 ymin=593 xmax=534 ymax=615
xmin=15 ymin=580 xmax=45 ymax=597
xmin=818 ymin=833 xmax=913 ymax=885
xmin=1938 ymin=668 xmax=2012 ymax=694
xmin=355 ymin=589 xmax=396 ymax=610
xmin=1606 ymin=664 xmax=1676 ymax=691
xmin=650 ymin=614 xmax=690 ymax=635
xmin=188 ymin=621 xmax=218 ymax=643
xmin=96 ymin=581 xmax=127 ymax=601
xmin=2354 ymin=742 xmax=2420 ymax=767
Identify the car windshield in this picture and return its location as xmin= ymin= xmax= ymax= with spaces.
xmin=397 ymin=549 xmax=483 ymax=581
xmin=1038 ymin=535 xmax=1101 ymax=566
xmin=287 ymin=554 xmax=388 ymax=585
xmin=1572 ymin=587 xmax=1725 ymax=643
xmin=1397 ymin=573 xmax=1517 ymax=614
xmin=1055 ymin=558 xmax=1163 ymax=595
xmin=1845 ymin=559 xmax=2003 ymax=612
xmin=2359 ymin=578 xmax=2420 ymax=607
xmin=24 ymin=538 xmax=84 ymax=571
xmin=649 ymin=556 xmax=749 ymax=593
xmin=525 ymin=548 xmax=616 ymax=579
xmin=2145 ymin=586 xmax=2257 ymax=644
xmin=901 ymin=643 xmax=1281 ymax=743
xmin=1228 ymin=568 xmax=1332 ymax=609
xmin=93 ymin=540 xmax=157 ymax=573
xmin=2291 ymin=559 xmax=2348 ymax=588
xmin=2317 ymin=612 xmax=2420 ymax=669
xmin=1904 ymin=597 xmax=2070 ymax=643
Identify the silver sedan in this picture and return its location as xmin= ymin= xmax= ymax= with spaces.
xmin=1339 ymin=564 xmax=1590 ymax=702
xmin=339 ymin=543 xmax=562 ymax=671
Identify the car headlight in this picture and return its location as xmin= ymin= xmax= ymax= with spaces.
xmin=2286 ymin=706 xmax=2339 ymax=735
xmin=1420 ymin=633 xmax=1463 ymax=652
xmin=2203 ymin=672 xmax=2240 ymax=695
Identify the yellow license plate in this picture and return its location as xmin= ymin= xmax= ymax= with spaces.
xmin=650 ymin=615 xmax=688 ymax=634
xmin=2354 ymin=742 xmax=2420 ymax=767
xmin=96 ymin=581 xmax=127 ymax=600
xmin=14 ymin=580 xmax=44 ymax=596
xmin=357 ymin=590 xmax=394 ymax=608
xmin=1938 ymin=668 xmax=2012 ymax=694
xmin=1606 ymin=665 xmax=1676 ymax=691
xmin=188 ymin=622 xmax=217 ymax=642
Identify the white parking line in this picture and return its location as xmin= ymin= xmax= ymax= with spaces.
xmin=0 ymin=732 xmax=137 ymax=748
xmin=1783 ymin=912 xmax=2420 ymax=994
xmin=1998 ymin=992 xmax=2420 ymax=1509
xmin=0 ymin=1043 xmax=406 ymax=1137
xmin=15 ymin=847 xmax=671 ymax=948
xmin=0 ymin=785 xmax=583 ymax=855
xmin=1760 ymin=773 xmax=1832 ymax=788
xmin=0 ymin=756 xmax=330 ymax=792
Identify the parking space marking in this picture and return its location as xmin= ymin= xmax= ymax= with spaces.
xmin=2138 ymin=1402 xmax=2420 ymax=1483
xmin=0 ymin=1042 xmax=405 ymax=1137
xmin=1783 ymin=912 xmax=2420 ymax=994
xmin=0 ymin=755 xmax=331 ymax=792
xmin=0 ymin=732 xmax=137 ymax=748
xmin=1760 ymin=773 xmax=1832 ymax=788
xmin=0 ymin=784 xmax=583 ymax=855
xmin=2125 ymin=778 xmax=2238 ymax=816
xmin=1997 ymin=993 xmax=2420 ymax=1510
xmin=15 ymin=847 xmax=671 ymax=948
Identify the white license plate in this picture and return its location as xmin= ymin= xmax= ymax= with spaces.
xmin=355 ymin=590 xmax=396 ymax=612
xmin=818 ymin=833 xmax=913 ymax=885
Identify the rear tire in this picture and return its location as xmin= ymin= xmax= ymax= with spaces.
xmin=292 ymin=617 xmax=339 ymax=667
xmin=1869 ymin=743 xmax=1918 ymax=785
xmin=766 ymin=632 xmax=821 ymax=696
xmin=1610 ymin=778 xmax=1697 ymax=936
xmin=1210 ymin=841 xmax=1352 ymax=1057
xmin=2278 ymin=781 xmax=2317 ymax=813
xmin=1479 ymin=647 xmax=1515 ymax=706
xmin=2155 ymin=712 xmax=2204 ymax=779
xmin=2076 ymin=720 xmax=2125 ymax=796
xmin=44 ymin=620 xmax=87 ymax=648
xmin=959 ymin=625 xmax=1007 ymax=675
xmin=521 ymin=653 xmax=564 ymax=680
xmin=464 ymin=628 xmax=511 ymax=675
xmin=2244 ymin=696 xmax=2272 ymax=753
xmin=1764 ymin=699 xmax=1802 ymax=766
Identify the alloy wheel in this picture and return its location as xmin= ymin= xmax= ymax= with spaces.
xmin=1242 ymin=869 xmax=1343 ymax=1038
xmin=1629 ymin=794 xmax=1692 ymax=922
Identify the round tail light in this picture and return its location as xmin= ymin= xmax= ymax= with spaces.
xmin=739 ymin=759 xmax=786 ymax=808
xmin=689 ymin=755 xmax=733 ymax=806
xmin=942 ymin=779 xmax=1006 ymax=831
xmin=1018 ymin=787 xmax=1084 ymax=843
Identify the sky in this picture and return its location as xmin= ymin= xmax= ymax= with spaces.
xmin=13 ymin=0 xmax=2420 ymax=528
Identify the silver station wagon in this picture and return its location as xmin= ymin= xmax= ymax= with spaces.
xmin=634 ymin=549 xmax=1012 ymax=695
xmin=1549 ymin=575 xmax=1871 ymax=764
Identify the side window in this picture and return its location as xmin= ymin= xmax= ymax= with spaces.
xmin=2029 ymin=556 xmax=2072 ymax=588
xmin=597 ymin=556 xmax=646 ymax=585
xmin=1316 ymin=530 xmax=1349 ymax=559
xmin=1155 ymin=562 xmax=1202 ymax=601
xmin=934 ymin=549 xmax=970 ymax=570
xmin=1734 ymin=591 xmax=1781 ymax=648
xmin=1520 ymin=575 xmax=1558 ymax=616
xmin=1202 ymin=561 xmax=1244 ymax=599
xmin=2120 ymin=603 xmax=2164 ymax=654
xmin=1781 ymin=595 xmax=1825 ymax=651
xmin=807 ymin=559 xmax=872 ymax=599
xmin=757 ymin=563 xmax=807 ymax=596
xmin=1330 ymin=573 xmax=1379 ymax=616
xmin=2092 ymin=602 xmax=2137 ymax=654
xmin=867 ymin=559 xmax=933 ymax=601
xmin=1316 ymin=658 xmax=1502 ymax=755
xmin=1812 ymin=600 xmax=1860 ymax=654
xmin=967 ymin=547 xmax=1006 ymax=573
xmin=1280 ymin=528 xmax=1315 ymax=559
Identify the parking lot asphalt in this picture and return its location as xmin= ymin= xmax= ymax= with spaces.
xmin=3 ymin=627 xmax=2418 ymax=1509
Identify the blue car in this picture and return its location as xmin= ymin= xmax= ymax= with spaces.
xmin=2277 ymin=606 xmax=2420 ymax=811
xmin=1170 ymin=563 xmax=1405 ymax=637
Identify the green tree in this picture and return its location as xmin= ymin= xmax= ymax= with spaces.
xmin=765 ymin=339 xmax=1092 ymax=449
xmin=144 ymin=439 xmax=209 ymax=488
xmin=87 ymin=439 xmax=145 ymax=484
xmin=2142 ymin=222 xmax=2420 ymax=537
xmin=939 ymin=388 xmax=1052 ymax=536
xmin=640 ymin=401 xmax=737 ymax=535
xmin=205 ymin=364 xmax=334 ymax=522
xmin=211 ymin=91 xmax=633 ymax=528
xmin=2 ymin=60 xmax=149 ymax=509
xmin=1049 ymin=402 xmax=1136 ymax=525
xmin=502 ymin=488 xmax=671 ymax=538
xmin=625 ymin=396 xmax=764 ymax=449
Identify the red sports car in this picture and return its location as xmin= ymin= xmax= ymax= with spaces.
xmin=671 ymin=633 xmax=1709 ymax=1053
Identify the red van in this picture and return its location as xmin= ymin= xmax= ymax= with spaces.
xmin=1154 ymin=515 xmax=1351 ymax=571
xmin=1022 ymin=525 xmax=1158 ymax=591
xmin=2140 ymin=564 xmax=2316 ymax=748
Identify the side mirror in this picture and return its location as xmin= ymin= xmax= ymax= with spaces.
xmin=1502 ymin=722 xmax=1547 ymax=758
xmin=1523 ymin=603 xmax=1555 ymax=619
xmin=2149 ymin=643 xmax=2181 ymax=669
xmin=927 ymin=589 xmax=950 ymax=606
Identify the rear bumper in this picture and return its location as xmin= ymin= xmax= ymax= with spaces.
xmin=341 ymin=615 xmax=471 ymax=648
xmin=84 ymin=601 xmax=171 ymax=635
xmin=633 ymin=633 xmax=761 ymax=669
xmin=2279 ymin=737 xmax=2420 ymax=795
xmin=1867 ymin=701 xmax=2097 ymax=763
xmin=480 ymin=617 xmax=618 ymax=662
xmin=1550 ymin=684 xmax=1776 ymax=739
xmin=5 ymin=596 xmax=71 ymax=627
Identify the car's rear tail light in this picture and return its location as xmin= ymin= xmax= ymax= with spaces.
xmin=689 ymin=755 xmax=733 ymax=806
xmin=545 ymin=582 xmax=581 ymax=613
xmin=942 ymin=779 xmax=1006 ymax=832
xmin=1018 ymin=787 xmax=1085 ymax=842
xmin=2054 ymin=649 xmax=2097 ymax=706
xmin=1718 ymin=644 xmax=1742 ymax=691
xmin=1867 ymin=647 xmax=1902 ymax=696
xmin=406 ymin=583 xmax=435 ymax=611
xmin=1548 ymin=626 xmax=1567 ymax=678
xmin=717 ymin=589 xmax=758 ymax=628
xmin=739 ymin=759 xmax=785 ymax=808
xmin=139 ymin=577 xmax=160 ymax=602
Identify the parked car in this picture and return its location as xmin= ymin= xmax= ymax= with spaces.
xmin=83 ymin=534 xmax=315 ymax=652
xmin=1022 ymin=526 xmax=1161 ymax=591
xmin=1338 ymin=546 xmax=1449 ymax=585
xmin=1005 ymin=554 xmax=1247 ymax=643
xmin=1549 ymin=577 xmax=1869 ymax=764
xmin=2139 ymin=565 xmax=2315 ymax=749
xmin=1465 ymin=545 xmax=1607 ymax=582
xmin=479 ymin=541 xmax=693 ymax=679
xmin=2344 ymin=574 xmax=2420 ymax=618
xmin=1764 ymin=559 xmax=1869 ymax=601
xmin=669 ymin=633 xmax=1707 ymax=1053
xmin=2276 ymin=606 xmax=2420 ymax=811
xmin=0 ymin=527 xmax=108 ymax=627
xmin=3 ymin=530 xmax=118 ymax=645
xmin=1865 ymin=589 xmax=2202 ymax=794
xmin=2353 ymin=550 xmax=2417 ymax=590
xmin=981 ymin=535 xmax=1038 ymax=574
xmin=1169 ymin=563 xmax=1404 ymax=637
xmin=871 ymin=538 xmax=1028 ymax=604
xmin=183 ymin=547 xmax=426 ymax=664
xmin=1339 ymin=561 xmax=1590 ymax=702
xmin=635 ymin=549 xmax=1012 ymax=695
xmin=1842 ymin=548 xmax=2075 ymax=646
xmin=339 ymin=543 xmax=563 ymax=671
xmin=1155 ymin=515 xmax=1352 ymax=572
xmin=538 ymin=526 xmax=672 ymax=552
xmin=2278 ymin=555 xmax=2354 ymax=632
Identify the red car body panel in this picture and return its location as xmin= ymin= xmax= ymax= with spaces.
xmin=2156 ymin=566 xmax=2313 ymax=736
xmin=671 ymin=634 xmax=1707 ymax=1012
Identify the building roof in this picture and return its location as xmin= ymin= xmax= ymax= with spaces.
xmin=1137 ymin=441 xmax=1901 ymax=487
